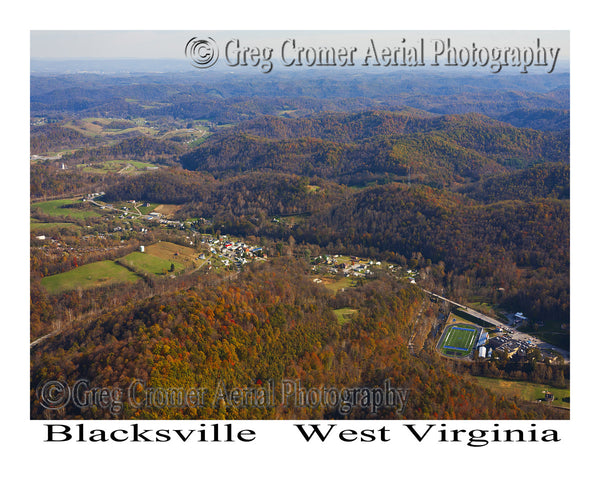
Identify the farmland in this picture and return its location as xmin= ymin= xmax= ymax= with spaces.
xmin=322 ymin=276 xmax=357 ymax=293
xmin=138 ymin=202 xmax=159 ymax=215
xmin=473 ymin=376 xmax=570 ymax=409
xmin=31 ymin=219 xmax=80 ymax=233
xmin=39 ymin=241 xmax=198 ymax=295
xmin=75 ymin=160 xmax=160 ymax=175
xmin=144 ymin=241 xmax=199 ymax=269
xmin=31 ymin=198 xmax=100 ymax=220
xmin=120 ymin=251 xmax=184 ymax=275
xmin=152 ymin=204 xmax=183 ymax=218
xmin=333 ymin=308 xmax=358 ymax=326
xmin=64 ymin=117 xmax=158 ymax=138
xmin=62 ymin=117 xmax=208 ymax=144
xmin=40 ymin=260 xmax=140 ymax=295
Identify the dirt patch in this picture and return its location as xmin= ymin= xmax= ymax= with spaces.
xmin=153 ymin=204 xmax=183 ymax=218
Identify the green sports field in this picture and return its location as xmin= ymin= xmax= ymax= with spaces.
xmin=438 ymin=323 xmax=480 ymax=357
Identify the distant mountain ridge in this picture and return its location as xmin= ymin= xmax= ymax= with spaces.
xmin=30 ymin=72 xmax=569 ymax=128
xmin=180 ymin=111 xmax=569 ymax=185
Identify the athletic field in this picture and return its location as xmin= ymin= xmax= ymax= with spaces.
xmin=437 ymin=323 xmax=480 ymax=357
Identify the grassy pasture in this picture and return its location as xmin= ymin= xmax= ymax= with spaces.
xmin=322 ymin=276 xmax=357 ymax=293
xmin=333 ymin=308 xmax=358 ymax=326
xmin=64 ymin=118 xmax=157 ymax=137
xmin=39 ymin=241 xmax=197 ymax=295
xmin=31 ymin=219 xmax=80 ymax=233
xmin=137 ymin=202 xmax=159 ymax=215
xmin=144 ymin=241 xmax=198 ymax=269
xmin=31 ymin=199 xmax=100 ymax=220
xmin=76 ymin=160 xmax=159 ymax=175
xmin=474 ymin=376 xmax=570 ymax=409
xmin=40 ymin=260 xmax=139 ymax=295
xmin=121 ymin=251 xmax=184 ymax=275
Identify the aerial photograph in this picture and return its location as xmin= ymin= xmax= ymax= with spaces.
xmin=29 ymin=30 xmax=570 ymax=421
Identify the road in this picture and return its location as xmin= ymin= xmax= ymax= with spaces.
xmin=88 ymin=199 xmax=144 ymax=218
xmin=30 ymin=331 xmax=59 ymax=348
xmin=421 ymin=288 xmax=570 ymax=362
xmin=117 ymin=163 xmax=134 ymax=174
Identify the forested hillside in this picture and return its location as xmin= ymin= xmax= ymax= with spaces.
xmin=31 ymin=260 xmax=565 ymax=420
xmin=100 ymin=167 xmax=569 ymax=339
xmin=30 ymin=70 xmax=570 ymax=420
xmin=180 ymin=112 xmax=568 ymax=185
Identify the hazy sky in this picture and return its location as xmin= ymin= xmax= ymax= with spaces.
xmin=31 ymin=30 xmax=569 ymax=59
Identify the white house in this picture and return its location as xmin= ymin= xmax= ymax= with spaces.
xmin=515 ymin=312 xmax=528 ymax=322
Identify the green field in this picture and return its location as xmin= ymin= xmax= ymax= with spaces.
xmin=323 ymin=276 xmax=357 ymax=293
xmin=31 ymin=199 xmax=100 ymax=220
xmin=64 ymin=117 xmax=158 ymax=137
xmin=41 ymin=260 xmax=140 ymax=295
xmin=474 ymin=376 xmax=570 ymax=409
xmin=438 ymin=323 xmax=479 ymax=357
xmin=31 ymin=219 xmax=80 ymax=232
xmin=77 ymin=160 xmax=159 ymax=175
xmin=137 ymin=202 xmax=159 ymax=215
xmin=144 ymin=241 xmax=199 ymax=269
xmin=333 ymin=308 xmax=358 ymax=326
xmin=120 ymin=251 xmax=184 ymax=275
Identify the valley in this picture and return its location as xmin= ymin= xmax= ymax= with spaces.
xmin=30 ymin=70 xmax=570 ymax=420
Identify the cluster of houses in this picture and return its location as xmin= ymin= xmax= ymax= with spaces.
xmin=309 ymin=255 xmax=422 ymax=285
xmin=33 ymin=234 xmax=125 ymax=258
xmin=200 ymin=236 xmax=265 ymax=269
xmin=311 ymin=255 xmax=385 ymax=278
xmin=82 ymin=192 xmax=105 ymax=201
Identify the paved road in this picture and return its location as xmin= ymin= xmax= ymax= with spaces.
xmin=30 ymin=331 xmax=58 ymax=348
xmin=88 ymin=199 xmax=143 ymax=217
xmin=422 ymin=289 xmax=570 ymax=362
